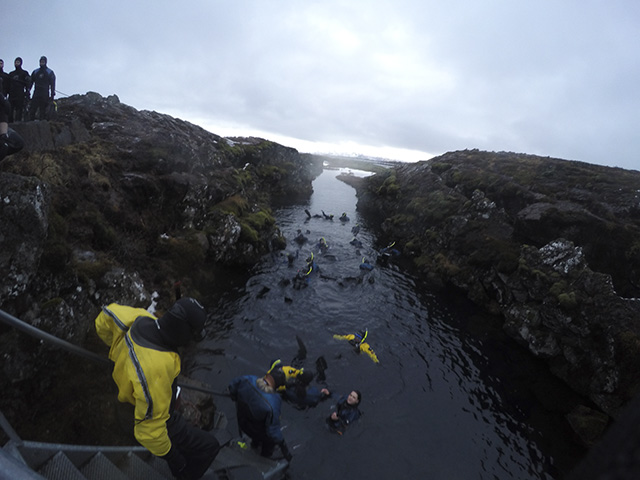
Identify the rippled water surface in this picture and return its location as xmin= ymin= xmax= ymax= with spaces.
xmin=192 ymin=168 xmax=582 ymax=479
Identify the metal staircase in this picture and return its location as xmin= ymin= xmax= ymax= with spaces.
xmin=3 ymin=441 xmax=175 ymax=480
xmin=1 ymin=411 xmax=287 ymax=480
xmin=0 ymin=310 xmax=288 ymax=479
xmin=1 ymin=410 xmax=174 ymax=480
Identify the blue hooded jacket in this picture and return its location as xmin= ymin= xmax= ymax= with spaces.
xmin=228 ymin=375 xmax=284 ymax=444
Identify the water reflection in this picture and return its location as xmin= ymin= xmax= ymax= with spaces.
xmin=191 ymin=168 xmax=580 ymax=479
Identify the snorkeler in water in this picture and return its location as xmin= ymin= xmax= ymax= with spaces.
xmin=326 ymin=390 xmax=362 ymax=434
xmin=333 ymin=329 xmax=379 ymax=363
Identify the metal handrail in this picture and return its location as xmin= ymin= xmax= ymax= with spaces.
xmin=0 ymin=308 xmax=230 ymax=397
xmin=0 ymin=309 xmax=109 ymax=365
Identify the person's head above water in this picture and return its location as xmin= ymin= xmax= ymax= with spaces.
xmin=347 ymin=390 xmax=361 ymax=405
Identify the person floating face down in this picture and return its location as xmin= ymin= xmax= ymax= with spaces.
xmin=228 ymin=369 xmax=293 ymax=462
xmin=293 ymin=253 xmax=316 ymax=289
xmin=268 ymin=359 xmax=303 ymax=392
xmin=95 ymin=297 xmax=221 ymax=480
xmin=333 ymin=329 xmax=379 ymax=363
xmin=327 ymin=390 xmax=362 ymax=435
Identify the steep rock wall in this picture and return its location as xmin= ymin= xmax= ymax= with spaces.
xmin=352 ymin=150 xmax=640 ymax=416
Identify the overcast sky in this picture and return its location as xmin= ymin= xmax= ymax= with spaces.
xmin=4 ymin=1 xmax=639 ymax=169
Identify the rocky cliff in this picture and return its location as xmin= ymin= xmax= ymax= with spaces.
xmin=0 ymin=92 xmax=319 ymax=443
xmin=349 ymin=149 xmax=640 ymax=420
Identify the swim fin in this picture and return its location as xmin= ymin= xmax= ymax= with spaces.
xmin=315 ymin=355 xmax=328 ymax=381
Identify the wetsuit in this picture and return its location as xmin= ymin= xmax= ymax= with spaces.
xmin=317 ymin=238 xmax=329 ymax=253
xmin=0 ymin=128 xmax=25 ymax=161
xmin=284 ymin=385 xmax=328 ymax=408
xmin=228 ymin=375 xmax=291 ymax=459
xmin=359 ymin=258 xmax=374 ymax=270
xmin=327 ymin=394 xmax=361 ymax=434
xmin=30 ymin=65 xmax=55 ymax=120
xmin=0 ymin=80 xmax=8 ymax=122
xmin=95 ymin=303 xmax=219 ymax=479
xmin=0 ymin=67 xmax=9 ymax=97
xmin=9 ymin=65 xmax=31 ymax=122
xmin=0 ymin=89 xmax=24 ymax=161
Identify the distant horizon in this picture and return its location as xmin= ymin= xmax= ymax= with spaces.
xmin=56 ymin=90 xmax=638 ymax=171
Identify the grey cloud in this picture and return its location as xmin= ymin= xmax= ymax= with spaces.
xmin=3 ymin=0 xmax=639 ymax=169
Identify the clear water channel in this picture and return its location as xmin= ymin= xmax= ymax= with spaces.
xmin=190 ymin=168 xmax=584 ymax=480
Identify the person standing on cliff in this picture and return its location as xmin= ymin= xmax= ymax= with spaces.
xmin=8 ymin=57 xmax=31 ymax=122
xmin=0 ymin=77 xmax=24 ymax=161
xmin=0 ymin=78 xmax=10 ymax=160
xmin=0 ymin=60 xmax=10 ymax=98
xmin=29 ymin=56 xmax=55 ymax=121
xmin=95 ymin=297 xmax=221 ymax=480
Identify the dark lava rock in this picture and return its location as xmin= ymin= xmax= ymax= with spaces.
xmin=0 ymin=92 xmax=320 ymax=443
xmin=352 ymin=149 xmax=640 ymax=418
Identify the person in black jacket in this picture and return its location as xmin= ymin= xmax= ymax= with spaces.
xmin=0 ymin=80 xmax=9 ymax=160
xmin=0 ymin=59 xmax=9 ymax=97
xmin=283 ymin=370 xmax=330 ymax=409
xmin=0 ymin=79 xmax=24 ymax=161
xmin=9 ymin=57 xmax=31 ymax=122
xmin=29 ymin=56 xmax=56 ymax=121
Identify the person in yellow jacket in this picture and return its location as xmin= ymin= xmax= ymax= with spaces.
xmin=95 ymin=297 xmax=220 ymax=480
xmin=333 ymin=329 xmax=379 ymax=363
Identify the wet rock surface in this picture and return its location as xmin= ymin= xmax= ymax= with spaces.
xmin=349 ymin=150 xmax=640 ymax=425
xmin=0 ymin=92 xmax=319 ymax=444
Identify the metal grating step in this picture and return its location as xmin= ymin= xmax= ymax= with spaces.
xmin=116 ymin=450 xmax=172 ymax=480
xmin=37 ymin=451 xmax=86 ymax=480
xmin=145 ymin=454 xmax=175 ymax=478
xmin=80 ymin=452 xmax=127 ymax=480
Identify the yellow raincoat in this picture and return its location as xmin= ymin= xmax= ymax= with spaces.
xmin=95 ymin=303 xmax=180 ymax=457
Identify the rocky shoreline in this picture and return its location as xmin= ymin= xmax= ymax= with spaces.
xmin=343 ymin=150 xmax=640 ymax=438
